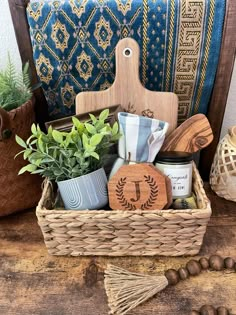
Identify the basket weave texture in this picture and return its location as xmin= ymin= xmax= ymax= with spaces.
xmin=210 ymin=132 xmax=236 ymax=202
xmin=0 ymin=99 xmax=42 ymax=216
xmin=36 ymin=164 xmax=211 ymax=256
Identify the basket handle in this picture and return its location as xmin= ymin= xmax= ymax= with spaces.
xmin=0 ymin=107 xmax=12 ymax=141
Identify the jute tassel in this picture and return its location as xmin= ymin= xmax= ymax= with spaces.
xmin=104 ymin=264 xmax=168 ymax=315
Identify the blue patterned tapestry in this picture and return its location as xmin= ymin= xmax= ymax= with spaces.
xmin=27 ymin=0 xmax=225 ymax=122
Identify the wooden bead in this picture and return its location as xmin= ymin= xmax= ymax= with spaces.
xmin=217 ymin=306 xmax=229 ymax=315
xmin=164 ymin=269 xmax=180 ymax=285
xmin=199 ymin=257 xmax=209 ymax=270
xmin=190 ymin=311 xmax=200 ymax=315
xmin=224 ymin=257 xmax=235 ymax=269
xmin=178 ymin=267 xmax=189 ymax=280
xmin=200 ymin=304 xmax=217 ymax=315
xmin=186 ymin=260 xmax=202 ymax=276
xmin=209 ymin=255 xmax=224 ymax=271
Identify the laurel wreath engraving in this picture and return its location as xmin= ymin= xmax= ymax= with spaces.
xmin=115 ymin=177 xmax=136 ymax=210
xmin=140 ymin=175 xmax=159 ymax=210
xmin=115 ymin=176 xmax=159 ymax=210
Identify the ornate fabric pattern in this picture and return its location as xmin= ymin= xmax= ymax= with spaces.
xmin=27 ymin=0 xmax=225 ymax=122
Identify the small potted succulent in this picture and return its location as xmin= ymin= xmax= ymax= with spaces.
xmin=16 ymin=109 xmax=120 ymax=210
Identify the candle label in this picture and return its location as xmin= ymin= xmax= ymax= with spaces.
xmin=162 ymin=168 xmax=191 ymax=197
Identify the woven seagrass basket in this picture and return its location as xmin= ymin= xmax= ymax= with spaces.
xmin=36 ymin=163 xmax=211 ymax=256
xmin=0 ymin=98 xmax=42 ymax=216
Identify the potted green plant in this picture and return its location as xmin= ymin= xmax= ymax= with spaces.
xmin=0 ymin=56 xmax=41 ymax=216
xmin=15 ymin=109 xmax=120 ymax=210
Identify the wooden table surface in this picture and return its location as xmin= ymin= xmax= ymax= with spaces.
xmin=1 ymin=183 xmax=236 ymax=315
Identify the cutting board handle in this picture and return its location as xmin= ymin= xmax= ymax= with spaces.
xmin=112 ymin=38 xmax=143 ymax=91
xmin=76 ymin=38 xmax=178 ymax=134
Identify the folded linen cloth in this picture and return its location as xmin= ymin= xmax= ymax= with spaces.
xmin=110 ymin=112 xmax=169 ymax=178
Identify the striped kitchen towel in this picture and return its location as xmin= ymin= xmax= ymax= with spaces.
xmin=110 ymin=112 xmax=169 ymax=177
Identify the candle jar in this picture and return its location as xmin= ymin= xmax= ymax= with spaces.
xmin=155 ymin=151 xmax=193 ymax=199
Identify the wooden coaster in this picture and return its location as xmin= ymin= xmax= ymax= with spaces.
xmin=108 ymin=163 xmax=172 ymax=210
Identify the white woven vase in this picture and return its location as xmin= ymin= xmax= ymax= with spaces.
xmin=210 ymin=126 xmax=236 ymax=202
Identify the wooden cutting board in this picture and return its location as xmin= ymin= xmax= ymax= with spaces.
xmin=161 ymin=113 xmax=213 ymax=152
xmin=76 ymin=38 xmax=178 ymax=134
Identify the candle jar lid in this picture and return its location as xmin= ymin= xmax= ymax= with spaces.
xmin=155 ymin=151 xmax=193 ymax=163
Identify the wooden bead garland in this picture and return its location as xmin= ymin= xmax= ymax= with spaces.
xmin=209 ymin=255 xmax=224 ymax=271
xmin=105 ymin=254 xmax=235 ymax=315
xmin=224 ymin=257 xmax=235 ymax=269
xmin=191 ymin=305 xmax=230 ymax=315
xmin=199 ymin=257 xmax=209 ymax=270
xmin=163 ymin=255 xmax=233 ymax=315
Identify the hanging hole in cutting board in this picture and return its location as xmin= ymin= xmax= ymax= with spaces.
xmin=123 ymin=48 xmax=132 ymax=57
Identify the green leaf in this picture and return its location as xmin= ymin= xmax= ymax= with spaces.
xmin=28 ymin=152 xmax=45 ymax=160
xmin=41 ymin=157 xmax=54 ymax=163
xmin=26 ymin=135 xmax=35 ymax=145
xmin=65 ymin=134 xmax=71 ymax=147
xmin=89 ymin=151 xmax=99 ymax=160
xmin=14 ymin=149 xmax=25 ymax=159
xmin=83 ymin=143 xmax=94 ymax=153
xmin=47 ymin=125 xmax=53 ymax=135
xmin=18 ymin=163 xmax=37 ymax=175
xmin=99 ymin=108 xmax=109 ymax=121
xmin=38 ymin=137 xmax=44 ymax=152
xmin=72 ymin=116 xmax=81 ymax=129
xmin=60 ymin=149 xmax=69 ymax=158
xmin=15 ymin=135 xmax=27 ymax=148
xmin=89 ymin=113 xmax=97 ymax=124
xmin=23 ymin=149 xmax=32 ymax=160
xmin=85 ymin=123 xmax=96 ymax=134
xmin=53 ymin=148 xmax=58 ymax=159
xmin=72 ymin=117 xmax=85 ymax=134
xmin=54 ymin=168 xmax=63 ymax=176
xmin=71 ymin=131 xmax=79 ymax=143
xmin=90 ymin=134 xmax=103 ymax=146
xmin=34 ymin=159 xmax=43 ymax=167
xmin=112 ymin=122 xmax=119 ymax=135
xmin=31 ymin=124 xmax=37 ymax=135
xmin=74 ymin=152 xmax=82 ymax=158
xmin=31 ymin=169 xmax=44 ymax=174
xmin=82 ymin=133 xmax=88 ymax=146
xmin=52 ymin=130 xmax=63 ymax=143
xmin=37 ymin=124 xmax=41 ymax=134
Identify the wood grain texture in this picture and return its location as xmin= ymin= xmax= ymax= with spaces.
xmin=76 ymin=38 xmax=178 ymax=135
xmin=108 ymin=163 xmax=171 ymax=210
xmin=199 ymin=0 xmax=236 ymax=180
xmin=161 ymin=114 xmax=213 ymax=153
xmin=0 ymin=184 xmax=236 ymax=315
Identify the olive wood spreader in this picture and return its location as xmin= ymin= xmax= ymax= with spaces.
xmin=108 ymin=163 xmax=172 ymax=211
xmin=76 ymin=38 xmax=178 ymax=135
xmin=161 ymin=113 xmax=213 ymax=152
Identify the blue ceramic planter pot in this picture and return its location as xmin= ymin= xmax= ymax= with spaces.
xmin=57 ymin=168 xmax=108 ymax=210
